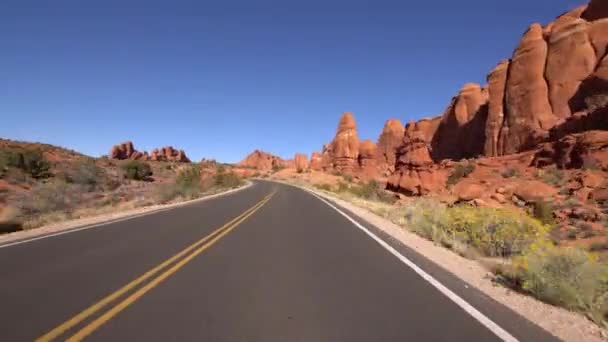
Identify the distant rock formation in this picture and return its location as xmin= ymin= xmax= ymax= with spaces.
xmin=294 ymin=153 xmax=309 ymax=171
xmin=109 ymin=142 xmax=190 ymax=162
xmin=238 ymin=150 xmax=286 ymax=171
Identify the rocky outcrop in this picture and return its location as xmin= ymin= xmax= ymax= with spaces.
xmin=109 ymin=142 xmax=189 ymax=162
xmin=357 ymin=140 xmax=378 ymax=179
xmin=294 ymin=153 xmax=309 ymax=171
xmin=376 ymin=119 xmax=405 ymax=175
xmin=330 ymin=112 xmax=360 ymax=173
xmin=150 ymin=146 xmax=190 ymax=162
xmin=238 ymin=150 xmax=286 ymax=171
xmin=387 ymin=124 xmax=444 ymax=196
xmin=533 ymin=130 xmax=608 ymax=170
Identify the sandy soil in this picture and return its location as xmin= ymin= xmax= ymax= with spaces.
xmin=0 ymin=182 xmax=252 ymax=246
xmin=281 ymin=180 xmax=607 ymax=342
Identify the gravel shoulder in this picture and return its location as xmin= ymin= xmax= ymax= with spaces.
xmin=0 ymin=181 xmax=252 ymax=246
xmin=278 ymin=179 xmax=607 ymax=342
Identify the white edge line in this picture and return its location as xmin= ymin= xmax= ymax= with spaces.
xmin=0 ymin=181 xmax=254 ymax=249
xmin=306 ymin=189 xmax=519 ymax=342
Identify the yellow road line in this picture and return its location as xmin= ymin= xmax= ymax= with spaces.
xmin=36 ymin=192 xmax=274 ymax=342
xmin=66 ymin=192 xmax=274 ymax=341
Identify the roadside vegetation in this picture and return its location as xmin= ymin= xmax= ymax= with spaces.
xmin=0 ymin=148 xmax=246 ymax=233
xmin=310 ymin=177 xmax=608 ymax=327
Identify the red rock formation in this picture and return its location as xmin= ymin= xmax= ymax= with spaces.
xmin=502 ymin=23 xmax=556 ymax=154
xmin=150 ymin=146 xmax=190 ymax=162
xmin=432 ymin=83 xmax=488 ymax=160
xmin=294 ymin=153 xmax=309 ymax=171
xmin=387 ymin=124 xmax=444 ymax=195
xmin=533 ymin=131 xmax=608 ymax=170
xmin=238 ymin=150 xmax=285 ymax=171
xmin=330 ymin=112 xmax=360 ymax=173
xmin=545 ymin=16 xmax=596 ymax=119
xmin=357 ymin=140 xmax=378 ymax=179
xmin=376 ymin=119 xmax=405 ymax=175
xmin=389 ymin=2 xmax=608 ymax=197
xmin=109 ymin=142 xmax=190 ymax=162
xmin=309 ymin=152 xmax=323 ymax=171
xmin=485 ymin=60 xmax=510 ymax=157
xmin=110 ymin=141 xmax=136 ymax=160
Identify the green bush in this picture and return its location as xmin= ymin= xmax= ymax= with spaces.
xmin=271 ymin=164 xmax=284 ymax=173
xmin=511 ymin=242 xmax=608 ymax=325
xmin=155 ymin=166 xmax=207 ymax=203
xmin=296 ymin=168 xmax=304 ymax=174
xmin=446 ymin=161 xmax=476 ymax=187
xmin=121 ymin=160 xmax=153 ymax=181
xmin=214 ymin=169 xmax=243 ymax=188
xmin=533 ymin=201 xmax=554 ymax=225
xmin=538 ymin=167 xmax=565 ymax=187
xmin=0 ymin=149 xmax=51 ymax=179
xmin=342 ymin=174 xmax=353 ymax=183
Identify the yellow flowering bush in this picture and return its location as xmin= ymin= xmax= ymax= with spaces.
xmin=512 ymin=241 xmax=608 ymax=325
xmin=400 ymin=200 xmax=547 ymax=257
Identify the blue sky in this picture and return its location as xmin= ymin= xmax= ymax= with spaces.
xmin=0 ymin=0 xmax=584 ymax=162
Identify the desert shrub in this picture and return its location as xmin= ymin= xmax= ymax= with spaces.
xmin=271 ymin=164 xmax=284 ymax=173
xmin=336 ymin=181 xmax=349 ymax=193
xmin=582 ymin=158 xmax=600 ymax=171
xmin=16 ymin=181 xmax=78 ymax=218
xmin=214 ymin=168 xmax=243 ymax=188
xmin=121 ymin=160 xmax=153 ymax=181
xmin=342 ymin=174 xmax=353 ymax=183
xmin=539 ymin=167 xmax=565 ymax=187
xmin=511 ymin=241 xmax=608 ymax=325
xmin=501 ymin=168 xmax=520 ymax=178
xmin=0 ymin=149 xmax=51 ymax=179
xmin=62 ymin=159 xmax=103 ymax=191
xmin=446 ymin=161 xmax=476 ymax=187
xmin=314 ymin=183 xmax=333 ymax=192
xmin=347 ymin=180 xmax=396 ymax=204
xmin=296 ymin=168 xmax=304 ymax=174
xmin=401 ymin=199 xmax=547 ymax=257
xmin=155 ymin=166 xmax=207 ymax=203
xmin=533 ymin=201 xmax=555 ymax=225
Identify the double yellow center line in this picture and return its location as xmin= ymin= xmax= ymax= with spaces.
xmin=37 ymin=191 xmax=275 ymax=342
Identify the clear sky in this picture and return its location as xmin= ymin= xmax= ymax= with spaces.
xmin=1 ymin=0 xmax=584 ymax=162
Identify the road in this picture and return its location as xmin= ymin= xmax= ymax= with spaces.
xmin=0 ymin=180 xmax=558 ymax=341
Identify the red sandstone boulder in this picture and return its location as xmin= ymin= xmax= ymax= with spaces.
xmin=514 ymin=180 xmax=558 ymax=203
xmin=358 ymin=139 xmax=378 ymax=179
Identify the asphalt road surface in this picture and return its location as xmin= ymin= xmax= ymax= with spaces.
xmin=0 ymin=180 xmax=559 ymax=341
